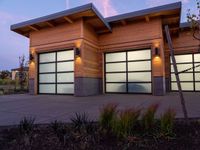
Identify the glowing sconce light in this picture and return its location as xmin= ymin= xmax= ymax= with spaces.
xmin=75 ymin=47 xmax=81 ymax=57
xmin=154 ymin=47 xmax=160 ymax=58
xmin=29 ymin=53 xmax=34 ymax=63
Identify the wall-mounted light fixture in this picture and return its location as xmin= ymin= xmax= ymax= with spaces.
xmin=154 ymin=47 xmax=160 ymax=57
xmin=29 ymin=53 xmax=34 ymax=62
xmin=75 ymin=48 xmax=81 ymax=57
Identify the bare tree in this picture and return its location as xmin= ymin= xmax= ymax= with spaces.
xmin=19 ymin=55 xmax=27 ymax=91
xmin=187 ymin=0 xmax=200 ymax=42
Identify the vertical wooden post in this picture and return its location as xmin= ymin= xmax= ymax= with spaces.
xmin=165 ymin=25 xmax=188 ymax=122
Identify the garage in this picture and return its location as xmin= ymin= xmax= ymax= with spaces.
xmin=170 ymin=53 xmax=200 ymax=91
xmin=38 ymin=50 xmax=74 ymax=94
xmin=105 ymin=49 xmax=152 ymax=94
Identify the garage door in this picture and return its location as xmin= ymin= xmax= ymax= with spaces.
xmin=38 ymin=50 xmax=74 ymax=94
xmin=170 ymin=53 xmax=200 ymax=91
xmin=105 ymin=49 xmax=152 ymax=93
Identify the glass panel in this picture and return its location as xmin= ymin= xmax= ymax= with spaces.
xmin=106 ymin=73 xmax=126 ymax=82
xmin=128 ymin=72 xmax=151 ymax=82
xmin=195 ymin=83 xmax=200 ymax=91
xmin=39 ymin=84 xmax=55 ymax=93
xmin=39 ymin=74 xmax=55 ymax=83
xmin=40 ymin=53 xmax=55 ymax=63
xmin=128 ymin=83 xmax=151 ymax=93
xmin=173 ymin=54 xmax=192 ymax=63
xmin=128 ymin=61 xmax=151 ymax=71
xmin=57 ymin=61 xmax=74 ymax=72
xmin=171 ymin=64 xmax=193 ymax=73
xmin=57 ymin=84 xmax=74 ymax=94
xmin=195 ymin=73 xmax=200 ymax=81
xmin=128 ymin=50 xmax=151 ymax=61
xmin=106 ymin=83 xmax=126 ymax=92
xmin=39 ymin=63 xmax=55 ymax=73
xmin=171 ymin=73 xmax=193 ymax=81
xmin=57 ymin=50 xmax=74 ymax=61
xmin=106 ymin=52 xmax=126 ymax=62
xmin=171 ymin=82 xmax=194 ymax=91
xmin=57 ymin=73 xmax=74 ymax=83
xmin=194 ymin=54 xmax=200 ymax=62
xmin=106 ymin=63 xmax=126 ymax=72
xmin=194 ymin=63 xmax=200 ymax=72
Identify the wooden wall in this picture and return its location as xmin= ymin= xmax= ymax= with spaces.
xmin=76 ymin=22 xmax=101 ymax=78
xmin=99 ymin=18 xmax=165 ymax=77
xmin=30 ymin=19 xmax=82 ymax=47
xmin=164 ymin=29 xmax=199 ymax=77
xmin=28 ymin=16 xmax=200 ymax=94
xmin=99 ymin=18 xmax=163 ymax=51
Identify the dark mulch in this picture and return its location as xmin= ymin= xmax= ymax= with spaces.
xmin=0 ymin=121 xmax=199 ymax=150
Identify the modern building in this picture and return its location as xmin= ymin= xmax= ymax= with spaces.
xmin=11 ymin=67 xmax=29 ymax=80
xmin=11 ymin=2 xmax=200 ymax=96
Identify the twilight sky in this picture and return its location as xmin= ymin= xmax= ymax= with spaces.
xmin=0 ymin=0 xmax=196 ymax=70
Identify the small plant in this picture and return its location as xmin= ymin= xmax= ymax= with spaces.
xmin=18 ymin=117 xmax=35 ymax=147
xmin=113 ymin=108 xmax=141 ymax=137
xmin=141 ymin=104 xmax=159 ymax=132
xmin=99 ymin=103 xmax=118 ymax=130
xmin=19 ymin=116 xmax=35 ymax=136
xmin=160 ymin=108 xmax=176 ymax=137
xmin=70 ymin=112 xmax=90 ymax=133
xmin=51 ymin=120 xmax=63 ymax=133
xmin=50 ymin=120 xmax=69 ymax=145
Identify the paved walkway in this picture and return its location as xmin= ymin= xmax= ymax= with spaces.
xmin=0 ymin=93 xmax=200 ymax=126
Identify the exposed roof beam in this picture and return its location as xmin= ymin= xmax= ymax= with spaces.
xmin=121 ymin=20 xmax=127 ymax=25
xmin=96 ymin=29 xmax=110 ymax=34
xmin=28 ymin=25 xmax=40 ymax=31
xmin=64 ymin=16 xmax=73 ymax=23
xmin=45 ymin=21 xmax=55 ymax=27
xmin=145 ymin=16 xmax=150 ymax=22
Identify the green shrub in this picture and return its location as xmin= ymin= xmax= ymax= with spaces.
xmin=160 ymin=108 xmax=176 ymax=137
xmin=112 ymin=108 xmax=140 ymax=137
xmin=0 ymin=79 xmax=3 ymax=85
xmin=99 ymin=103 xmax=118 ymax=130
xmin=141 ymin=104 xmax=159 ymax=131
xmin=0 ymin=79 xmax=15 ymax=85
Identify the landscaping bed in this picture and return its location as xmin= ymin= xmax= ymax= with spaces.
xmin=0 ymin=104 xmax=199 ymax=150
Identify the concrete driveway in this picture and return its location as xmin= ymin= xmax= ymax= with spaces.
xmin=0 ymin=92 xmax=200 ymax=126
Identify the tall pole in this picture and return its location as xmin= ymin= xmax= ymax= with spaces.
xmin=165 ymin=25 xmax=188 ymax=122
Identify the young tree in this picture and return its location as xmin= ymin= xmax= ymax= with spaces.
xmin=187 ymin=0 xmax=200 ymax=41
xmin=19 ymin=55 xmax=27 ymax=90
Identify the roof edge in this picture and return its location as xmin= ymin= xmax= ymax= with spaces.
xmin=106 ymin=2 xmax=182 ymax=22
xmin=91 ymin=4 xmax=112 ymax=31
xmin=11 ymin=3 xmax=93 ymax=31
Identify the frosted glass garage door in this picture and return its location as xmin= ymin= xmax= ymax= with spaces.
xmin=170 ymin=53 xmax=200 ymax=91
xmin=38 ymin=50 xmax=74 ymax=94
xmin=105 ymin=49 xmax=152 ymax=93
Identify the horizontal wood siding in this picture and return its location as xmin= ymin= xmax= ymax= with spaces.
xmin=75 ymin=41 xmax=102 ymax=78
xmin=99 ymin=18 xmax=163 ymax=50
xmin=164 ymin=30 xmax=199 ymax=77
xmin=83 ymin=22 xmax=99 ymax=46
xmin=30 ymin=19 xmax=82 ymax=47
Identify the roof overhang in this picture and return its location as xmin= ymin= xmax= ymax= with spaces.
xmin=11 ymin=2 xmax=182 ymax=37
xmin=11 ymin=3 xmax=112 ymax=37
xmin=106 ymin=2 xmax=182 ymax=34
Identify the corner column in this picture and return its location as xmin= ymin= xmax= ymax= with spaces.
xmin=74 ymin=40 xmax=103 ymax=96
xmin=152 ymin=41 xmax=166 ymax=96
